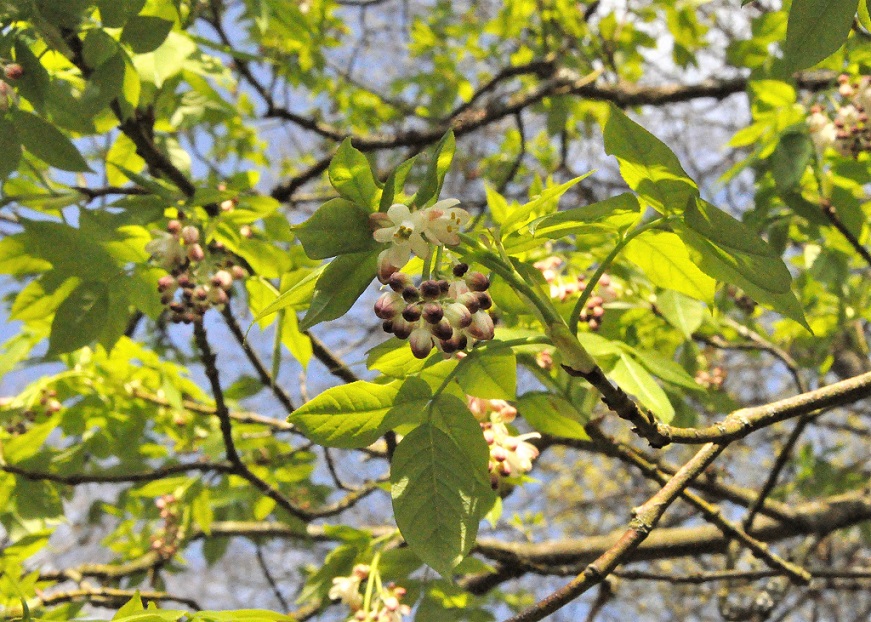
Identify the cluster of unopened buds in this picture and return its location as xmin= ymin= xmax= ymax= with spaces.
xmin=807 ymin=75 xmax=871 ymax=158
xmin=0 ymin=62 xmax=22 ymax=112
xmin=695 ymin=366 xmax=726 ymax=390
xmin=150 ymin=494 xmax=181 ymax=559
xmin=1 ymin=389 xmax=61 ymax=434
xmin=534 ymin=258 xmax=618 ymax=331
xmin=375 ymin=263 xmax=495 ymax=358
xmin=468 ymin=397 xmax=540 ymax=489
xmin=147 ymin=219 xmax=247 ymax=324
xmin=329 ymin=565 xmax=411 ymax=622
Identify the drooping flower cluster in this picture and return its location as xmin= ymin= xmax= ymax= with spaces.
xmin=694 ymin=365 xmax=726 ymax=390
xmin=468 ymin=397 xmax=541 ymax=489
xmin=150 ymin=494 xmax=181 ymax=559
xmin=146 ymin=219 xmax=247 ymax=324
xmin=533 ymin=257 xmax=619 ymax=331
xmin=2 ymin=388 xmax=61 ymax=435
xmin=374 ymin=263 xmax=495 ymax=358
xmin=807 ymin=75 xmax=871 ymax=158
xmin=370 ymin=200 xmax=470 ymax=282
xmin=328 ymin=565 xmax=411 ymax=622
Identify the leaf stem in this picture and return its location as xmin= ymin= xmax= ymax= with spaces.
xmin=569 ymin=216 xmax=672 ymax=335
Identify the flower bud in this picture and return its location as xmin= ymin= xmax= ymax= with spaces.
xmin=401 ymin=285 xmax=420 ymax=302
xmin=3 ymin=64 xmax=22 ymax=80
xmin=230 ymin=265 xmax=247 ymax=280
xmin=402 ymin=304 xmax=422 ymax=322
xmin=466 ymin=311 xmax=495 ymax=341
xmin=444 ymin=302 xmax=472 ymax=328
xmin=452 ymin=263 xmax=469 ymax=277
xmin=374 ymin=292 xmax=402 ymax=319
xmin=438 ymin=279 xmax=450 ymax=293
xmin=431 ymin=319 xmax=453 ymax=341
xmin=458 ymin=292 xmax=480 ymax=314
xmin=420 ymin=280 xmax=441 ymax=299
xmin=157 ymin=275 xmax=176 ymax=292
xmin=476 ymin=292 xmax=493 ymax=310
xmin=387 ymin=272 xmax=411 ymax=292
xmin=466 ymin=272 xmax=490 ymax=291
xmin=409 ymin=327 xmax=434 ymax=359
xmin=382 ymin=320 xmax=394 ymax=333
xmin=167 ymin=219 xmax=183 ymax=234
xmin=187 ymin=243 xmax=205 ymax=262
xmin=422 ymin=302 xmax=443 ymax=324
xmin=181 ymin=226 xmax=200 ymax=244
xmin=391 ymin=316 xmax=416 ymax=339
xmin=211 ymin=270 xmax=233 ymax=290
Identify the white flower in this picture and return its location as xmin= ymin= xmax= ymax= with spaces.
xmin=329 ymin=566 xmax=368 ymax=610
xmin=419 ymin=199 xmax=470 ymax=246
xmin=503 ymin=431 xmax=542 ymax=473
xmin=146 ymin=231 xmax=186 ymax=270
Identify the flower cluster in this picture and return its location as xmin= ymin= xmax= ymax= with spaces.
xmin=468 ymin=397 xmax=541 ymax=489
xmin=534 ymin=257 xmax=619 ymax=331
xmin=150 ymin=494 xmax=181 ymax=559
xmin=370 ymin=200 xmax=470 ymax=282
xmin=329 ymin=565 xmax=411 ymax=622
xmin=147 ymin=219 xmax=247 ymax=324
xmin=807 ymin=75 xmax=871 ymax=158
xmin=2 ymin=388 xmax=60 ymax=435
xmin=374 ymin=263 xmax=495 ymax=358
xmin=695 ymin=365 xmax=726 ymax=390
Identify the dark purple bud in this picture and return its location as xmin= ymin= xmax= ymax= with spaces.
xmin=382 ymin=320 xmax=394 ymax=334
xmin=431 ymin=319 xmax=453 ymax=341
xmin=458 ymin=292 xmax=480 ymax=314
xmin=169 ymin=302 xmax=185 ymax=313
xmin=476 ymin=292 xmax=492 ymax=310
xmin=466 ymin=272 xmax=490 ymax=292
xmin=160 ymin=293 xmax=174 ymax=305
xmin=422 ymin=302 xmax=444 ymax=324
xmin=374 ymin=292 xmax=401 ymax=319
xmin=402 ymin=304 xmax=422 ymax=322
xmin=392 ymin=317 xmax=415 ymax=339
xmin=177 ymin=274 xmax=193 ymax=288
xmin=387 ymin=272 xmax=411 ymax=292
xmin=452 ymin=263 xmax=469 ymax=277
xmin=420 ymin=280 xmax=441 ymax=299
xmin=401 ymin=286 xmax=420 ymax=302
xmin=440 ymin=338 xmax=457 ymax=353
xmin=438 ymin=280 xmax=450 ymax=293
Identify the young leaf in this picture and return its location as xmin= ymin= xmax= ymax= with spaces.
xmin=252 ymin=267 xmax=324 ymax=323
xmin=518 ymin=392 xmax=589 ymax=440
xmin=298 ymin=250 xmax=378 ymax=330
xmin=391 ymin=422 xmax=488 ymax=576
xmin=121 ymin=16 xmax=174 ymax=54
xmin=380 ymin=156 xmax=417 ymax=211
xmin=329 ymin=138 xmax=381 ymax=210
xmin=609 ymin=353 xmax=675 ymax=423
xmin=413 ymin=130 xmax=456 ymax=207
xmin=780 ymin=0 xmax=858 ymax=73
xmin=501 ymin=173 xmax=593 ymax=234
xmin=656 ymin=289 xmax=706 ymax=339
xmin=292 ymin=198 xmax=377 ymax=260
xmin=47 ymin=280 xmax=109 ymax=356
xmin=603 ymin=104 xmax=697 ymax=214
xmin=12 ymin=110 xmax=91 ymax=172
xmin=455 ymin=346 xmax=517 ymax=400
xmin=288 ymin=378 xmax=430 ymax=448
xmin=528 ymin=192 xmax=641 ymax=238
xmin=623 ymin=230 xmax=716 ymax=303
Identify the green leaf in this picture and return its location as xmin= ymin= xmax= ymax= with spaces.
xmin=623 ymin=230 xmax=716 ymax=303
xmin=3 ymin=416 xmax=58 ymax=462
xmin=281 ymin=310 xmax=312 ymax=369
xmin=380 ymin=155 xmax=417 ymax=211
xmin=292 ymin=198 xmax=377 ymax=260
xmin=502 ymin=173 xmax=593 ymax=234
xmin=456 ymin=347 xmax=516 ymax=400
xmin=635 ymin=350 xmax=703 ymax=392
xmin=0 ymin=117 xmax=22 ymax=179
xmin=528 ymin=192 xmax=641 ymax=238
xmin=190 ymin=611 xmax=296 ymax=622
xmin=860 ymin=0 xmax=871 ymax=30
xmin=97 ymin=0 xmax=146 ymax=27
xmin=771 ymin=129 xmax=813 ymax=194
xmin=682 ymin=197 xmax=793 ymax=294
xmin=299 ymin=250 xmax=377 ymax=330
xmin=13 ymin=40 xmax=51 ymax=111
xmin=609 ymin=353 xmax=675 ymax=423
xmin=289 ymin=378 xmax=431 ymax=448
xmin=603 ymin=104 xmax=697 ymax=214
xmin=121 ymin=16 xmax=174 ymax=54
xmin=518 ymin=392 xmax=589 ymax=440
xmin=656 ymin=289 xmax=705 ymax=339
xmin=391 ymin=422 xmax=489 ymax=576
xmin=251 ymin=268 xmax=324 ymax=322
xmin=413 ymin=130 xmax=456 ymax=207
xmin=329 ymin=138 xmax=381 ymax=209
xmin=484 ymin=183 xmax=510 ymax=225
xmin=47 ymin=280 xmax=109 ymax=356
xmin=12 ymin=109 xmax=91 ymax=172
xmin=781 ymin=0 xmax=858 ymax=73
xmin=366 ymin=337 xmax=432 ymax=377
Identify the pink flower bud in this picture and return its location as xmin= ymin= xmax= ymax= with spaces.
xmin=187 ymin=243 xmax=205 ymax=262
xmin=181 ymin=226 xmax=200 ymax=244
xmin=444 ymin=302 xmax=472 ymax=328
xmin=466 ymin=272 xmax=490 ymax=291
xmin=211 ymin=270 xmax=233 ymax=290
xmin=431 ymin=319 xmax=453 ymax=341
xmin=409 ymin=327 xmax=434 ymax=359
xmin=231 ymin=265 xmax=247 ymax=280
xmin=466 ymin=311 xmax=495 ymax=341
xmin=3 ymin=64 xmax=22 ymax=80
xmin=374 ymin=292 xmax=402 ymax=320
xmin=157 ymin=275 xmax=176 ymax=292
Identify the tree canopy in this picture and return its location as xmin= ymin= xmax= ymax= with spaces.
xmin=1 ymin=0 xmax=871 ymax=621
